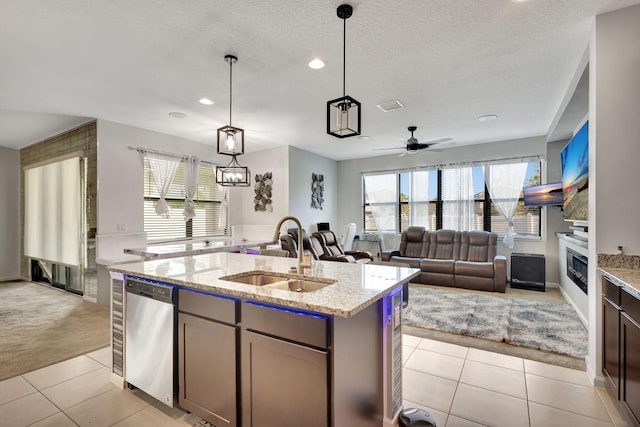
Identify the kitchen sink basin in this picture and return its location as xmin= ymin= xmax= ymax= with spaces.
xmin=220 ymin=271 xmax=336 ymax=293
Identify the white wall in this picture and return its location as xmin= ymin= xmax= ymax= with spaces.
xmin=288 ymin=147 xmax=338 ymax=233
xmin=0 ymin=146 xmax=20 ymax=281
xmin=96 ymin=120 xmax=227 ymax=259
xmin=228 ymin=145 xmax=290 ymax=231
xmin=587 ymin=3 xmax=640 ymax=384
xmin=337 ymin=136 xmax=571 ymax=276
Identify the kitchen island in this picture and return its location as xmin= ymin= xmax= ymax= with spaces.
xmin=108 ymin=252 xmax=419 ymax=427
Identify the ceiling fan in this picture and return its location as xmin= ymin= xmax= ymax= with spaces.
xmin=377 ymin=126 xmax=453 ymax=157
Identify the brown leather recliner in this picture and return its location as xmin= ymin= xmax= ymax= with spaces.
xmin=279 ymin=228 xmax=354 ymax=262
xmin=313 ymin=230 xmax=373 ymax=264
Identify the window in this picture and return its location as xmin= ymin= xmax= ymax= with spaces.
xmin=362 ymin=159 xmax=542 ymax=237
xmin=144 ymin=158 xmax=224 ymax=241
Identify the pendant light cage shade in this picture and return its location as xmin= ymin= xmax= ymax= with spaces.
xmin=217 ymin=125 xmax=245 ymax=156
xmin=327 ymin=4 xmax=361 ymax=139
xmin=216 ymin=155 xmax=250 ymax=187
xmin=327 ymin=95 xmax=361 ymax=138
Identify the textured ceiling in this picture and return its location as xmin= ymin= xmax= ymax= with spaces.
xmin=1 ymin=0 xmax=639 ymax=160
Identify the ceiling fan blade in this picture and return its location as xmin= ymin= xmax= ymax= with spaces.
xmin=420 ymin=137 xmax=454 ymax=146
xmin=373 ymin=147 xmax=404 ymax=151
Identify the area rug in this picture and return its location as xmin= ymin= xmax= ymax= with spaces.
xmin=0 ymin=281 xmax=110 ymax=381
xmin=403 ymin=284 xmax=588 ymax=358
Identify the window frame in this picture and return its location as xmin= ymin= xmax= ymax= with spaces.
xmin=362 ymin=158 xmax=543 ymax=239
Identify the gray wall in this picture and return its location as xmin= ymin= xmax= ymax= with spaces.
xmin=0 ymin=146 xmax=20 ymax=281
xmin=337 ymin=135 xmax=572 ymax=282
xmin=288 ymin=146 xmax=338 ymax=233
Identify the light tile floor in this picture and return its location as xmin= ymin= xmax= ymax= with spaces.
xmin=0 ymin=337 xmax=630 ymax=427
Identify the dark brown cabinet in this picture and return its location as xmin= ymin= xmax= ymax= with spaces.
xmin=602 ymin=277 xmax=640 ymax=427
xmin=621 ymin=291 xmax=640 ymax=426
xmin=178 ymin=290 xmax=238 ymax=427
xmin=603 ymin=279 xmax=621 ymax=395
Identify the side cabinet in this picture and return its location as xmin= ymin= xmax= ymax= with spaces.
xmin=621 ymin=290 xmax=640 ymax=427
xmin=241 ymin=302 xmax=329 ymax=427
xmin=602 ymin=278 xmax=621 ymax=396
xmin=178 ymin=289 xmax=238 ymax=427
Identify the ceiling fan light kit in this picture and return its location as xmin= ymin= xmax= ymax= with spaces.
xmin=327 ymin=4 xmax=361 ymax=139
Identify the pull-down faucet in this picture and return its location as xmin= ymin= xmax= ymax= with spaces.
xmin=273 ymin=216 xmax=311 ymax=273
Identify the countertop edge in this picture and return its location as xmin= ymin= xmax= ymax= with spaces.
xmin=598 ymin=267 xmax=640 ymax=300
xmin=107 ymin=264 xmax=420 ymax=318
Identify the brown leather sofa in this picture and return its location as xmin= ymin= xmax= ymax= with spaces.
xmin=382 ymin=227 xmax=507 ymax=292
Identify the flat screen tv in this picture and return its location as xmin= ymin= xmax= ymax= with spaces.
xmin=561 ymin=121 xmax=589 ymax=221
xmin=523 ymin=182 xmax=563 ymax=206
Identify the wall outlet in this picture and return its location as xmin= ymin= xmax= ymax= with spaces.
xmin=117 ymin=223 xmax=126 ymax=232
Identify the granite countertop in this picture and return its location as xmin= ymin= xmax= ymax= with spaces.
xmin=598 ymin=254 xmax=640 ymax=299
xmin=124 ymin=238 xmax=277 ymax=260
xmin=108 ymin=252 xmax=420 ymax=318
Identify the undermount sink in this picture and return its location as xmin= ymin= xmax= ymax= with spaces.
xmin=220 ymin=271 xmax=336 ymax=293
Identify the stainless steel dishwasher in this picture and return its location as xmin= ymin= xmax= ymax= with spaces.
xmin=125 ymin=277 xmax=177 ymax=407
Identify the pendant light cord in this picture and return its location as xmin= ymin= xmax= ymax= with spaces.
xmin=229 ymin=59 xmax=233 ymax=126
xmin=342 ymin=16 xmax=346 ymax=97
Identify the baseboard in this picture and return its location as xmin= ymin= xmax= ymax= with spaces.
xmin=558 ymin=285 xmax=588 ymax=327
xmin=0 ymin=275 xmax=24 ymax=282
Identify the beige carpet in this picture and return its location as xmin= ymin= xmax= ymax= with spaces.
xmin=0 ymin=281 xmax=110 ymax=381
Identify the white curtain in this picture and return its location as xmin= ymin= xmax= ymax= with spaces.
xmin=409 ymin=170 xmax=430 ymax=227
xmin=183 ymin=155 xmax=200 ymax=221
xmin=363 ymin=174 xmax=397 ymax=232
xmin=442 ymin=165 xmax=475 ymax=231
xmin=485 ymin=162 xmax=528 ymax=248
xmin=142 ymin=152 xmax=179 ymax=218
xmin=218 ymin=184 xmax=229 ymax=232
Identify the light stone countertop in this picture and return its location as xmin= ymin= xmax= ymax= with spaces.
xmin=108 ymin=252 xmax=420 ymax=317
xmin=598 ymin=267 xmax=640 ymax=300
xmin=123 ymin=238 xmax=277 ymax=260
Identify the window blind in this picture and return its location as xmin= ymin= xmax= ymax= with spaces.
xmin=143 ymin=158 xmax=224 ymax=241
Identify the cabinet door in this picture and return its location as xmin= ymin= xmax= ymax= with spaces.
xmin=621 ymin=312 xmax=640 ymax=426
xmin=179 ymin=313 xmax=237 ymax=427
xmin=241 ymin=330 xmax=328 ymax=427
xmin=603 ymin=297 xmax=620 ymax=395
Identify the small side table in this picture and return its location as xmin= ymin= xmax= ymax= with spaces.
xmin=510 ymin=252 xmax=546 ymax=292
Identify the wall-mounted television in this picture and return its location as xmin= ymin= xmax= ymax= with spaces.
xmin=561 ymin=121 xmax=589 ymax=221
xmin=523 ymin=182 xmax=563 ymax=206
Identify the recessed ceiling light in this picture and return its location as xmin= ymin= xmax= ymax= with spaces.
xmin=199 ymin=98 xmax=214 ymax=105
xmin=478 ymin=114 xmax=498 ymax=122
xmin=511 ymin=0 xmax=529 ymax=3
xmin=169 ymin=112 xmax=188 ymax=119
xmin=308 ymin=59 xmax=325 ymax=69
xmin=357 ymin=135 xmax=370 ymax=140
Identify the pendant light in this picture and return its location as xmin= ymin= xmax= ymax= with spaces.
xmin=217 ymin=55 xmax=244 ymax=156
xmin=216 ymin=154 xmax=251 ymax=187
xmin=327 ymin=4 xmax=361 ymax=138
xmin=216 ymin=54 xmax=250 ymax=186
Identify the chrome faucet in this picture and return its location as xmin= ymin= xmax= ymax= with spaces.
xmin=273 ymin=215 xmax=311 ymax=273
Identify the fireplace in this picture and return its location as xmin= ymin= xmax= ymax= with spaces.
xmin=566 ymin=248 xmax=588 ymax=294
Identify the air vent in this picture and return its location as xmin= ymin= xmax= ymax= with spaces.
xmin=377 ymin=100 xmax=404 ymax=112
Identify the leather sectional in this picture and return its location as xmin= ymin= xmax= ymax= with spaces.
xmin=382 ymin=227 xmax=507 ymax=292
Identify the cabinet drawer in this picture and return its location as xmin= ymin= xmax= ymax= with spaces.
xmin=242 ymin=301 xmax=329 ymax=349
xmin=603 ymin=278 xmax=621 ymax=306
xmin=179 ymin=289 xmax=237 ymax=324
xmin=621 ymin=290 xmax=640 ymax=324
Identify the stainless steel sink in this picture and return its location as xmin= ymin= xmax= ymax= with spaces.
xmin=263 ymin=279 xmax=332 ymax=293
xmin=220 ymin=271 xmax=336 ymax=293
